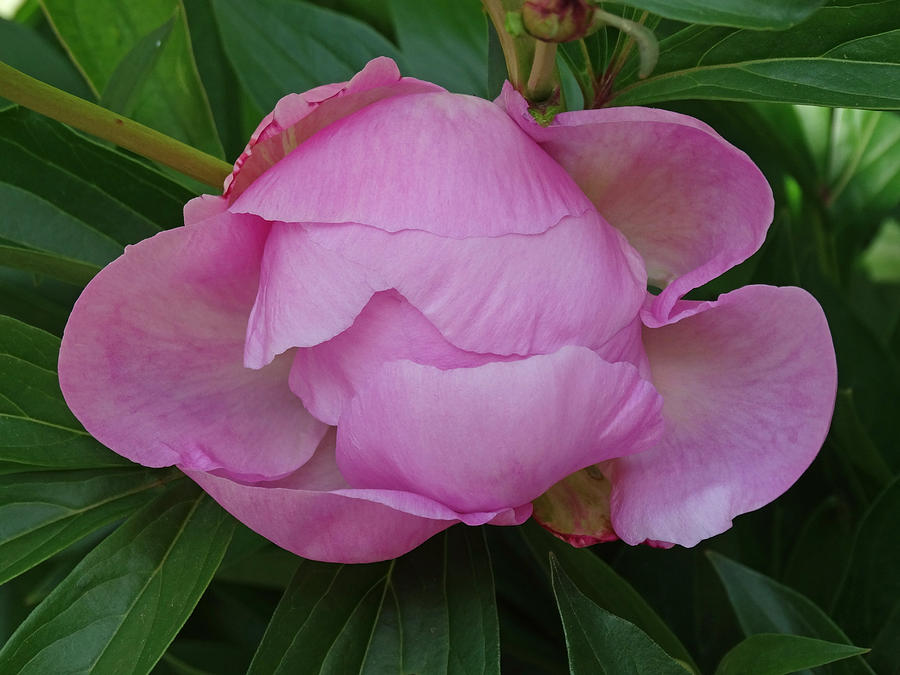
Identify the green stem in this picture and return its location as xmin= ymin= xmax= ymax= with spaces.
xmin=0 ymin=61 xmax=231 ymax=189
xmin=526 ymin=40 xmax=559 ymax=102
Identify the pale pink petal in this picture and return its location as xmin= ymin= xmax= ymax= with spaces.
xmin=59 ymin=202 xmax=328 ymax=481
xmin=243 ymin=224 xmax=388 ymax=369
xmin=224 ymin=57 xmax=443 ymax=199
xmin=501 ymin=84 xmax=773 ymax=322
xmin=289 ymin=291 xmax=512 ymax=424
xmin=305 ymin=212 xmax=644 ymax=355
xmin=336 ymin=346 xmax=664 ymax=514
xmin=608 ymin=286 xmax=837 ymax=546
xmin=183 ymin=430 xmax=531 ymax=563
xmin=230 ymin=90 xmax=592 ymax=237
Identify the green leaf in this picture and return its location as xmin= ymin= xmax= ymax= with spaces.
xmin=835 ymin=476 xmax=900 ymax=648
xmin=549 ymin=554 xmax=689 ymax=674
xmin=0 ymin=314 xmax=131 ymax=471
xmin=618 ymin=0 xmax=825 ymax=30
xmin=389 ymin=0 xmax=488 ymax=96
xmin=715 ymin=634 xmax=869 ymax=675
xmin=861 ymin=218 xmax=900 ymax=283
xmin=707 ymin=551 xmax=874 ymax=674
xmin=0 ymin=268 xmax=79 ymax=337
xmin=100 ymin=15 xmax=176 ymax=117
xmin=0 ymin=107 xmax=191 ymax=269
xmin=612 ymin=1 xmax=900 ymax=109
xmin=42 ymin=0 xmax=224 ymax=157
xmin=0 ymin=467 xmax=174 ymax=585
xmin=0 ymin=483 xmax=235 ymax=674
xmin=0 ymin=18 xmax=91 ymax=102
xmin=212 ymin=0 xmax=403 ymax=113
xmin=0 ymin=244 xmax=99 ymax=286
xmin=247 ymin=526 xmax=499 ymax=674
xmin=519 ymin=521 xmax=697 ymax=670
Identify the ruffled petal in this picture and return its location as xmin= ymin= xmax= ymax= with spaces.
xmin=608 ymin=285 xmax=837 ymax=546
xmin=184 ymin=430 xmax=530 ymax=563
xmin=59 ymin=198 xmax=328 ymax=481
xmin=224 ymin=57 xmax=443 ymax=200
xmin=289 ymin=291 xmax=511 ymax=424
xmin=230 ymin=90 xmax=592 ymax=237
xmin=336 ymin=346 xmax=664 ymax=514
xmin=501 ymin=85 xmax=773 ymax=322
xmin=246 ymin=211 xmax=645 ymax=370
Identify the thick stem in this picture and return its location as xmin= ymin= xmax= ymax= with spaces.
xmin=526 ymin=40 xmax=559 ymax=102
xmin=0 ymin=62 xmax=231 ymax=189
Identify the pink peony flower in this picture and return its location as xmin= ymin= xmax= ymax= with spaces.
xmin=58 ymin=58 xmax=836 ymax=563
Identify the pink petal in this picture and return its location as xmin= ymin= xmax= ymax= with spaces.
xmin=608 ymin=285 xmax=837 ymax=546
xmin=245 ymin=212 xmax=646 ymax=367
xmin=230 ymin=90 xmax=592 ymax=237
xmin=290 ymin=291 xmax=510 ymax=424
xmin=336 ymin=346 xmax=664 ymax=514
xmin=500 ymin=85 xmax=773 ymax=323
xmin=59 ymin=198 xmax=328 ymax=481
xmin=224 ymin=57 xmax=443 ymax=199
xmin=184 ymin=430 xmax=531 ymax=563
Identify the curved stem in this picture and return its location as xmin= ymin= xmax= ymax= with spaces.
xmin=527 ymin=40 xmax=559 ymax=102
xmin=0 ymin=61 xmax=231 ymax=189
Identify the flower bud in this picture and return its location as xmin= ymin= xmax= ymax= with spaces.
xmin=521 ymin=0 xmax=593 ymax=43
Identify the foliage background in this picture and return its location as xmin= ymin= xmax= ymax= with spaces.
xmin=0 ymin=0 xmax=898 ymax=673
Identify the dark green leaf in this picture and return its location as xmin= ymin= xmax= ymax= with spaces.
xmin=715 ymin=634 xmax=868 ymax=675
xmin=248 ymin=526 xmax=499 ymax=675
xmin=100 ymin=15 xmax=177 ymax=116
xmin=182 ymin=0 xmax=246 ymax=160
xmin=0 ymin=268 xmax=79 ymax=336
xmin=835 ymin=476 xmax=900 ymax=648
xmin=42 ymin=0 xmax=224 ymax=157
xmin=389 ymin=0 xmax=487 ymax=96
xmin=0 ymin=467 xmax=174 ymax=585
xmin=519 ymin=521 xmax=697 ymax=670
xmin=212 ymin=0 xmax=403 ymax=113
xmin=0 ymin=245 xmax=99 ymax=286
xmin=708 ymin=551 xmax=874 ymax=674
xmin=549 ymin=554 xmax=689 ymax=674
xmin=619 ymin=0 xmax=825 ymax=30
xmin=0 ymin=18 xmax=91 ymax=101
xmin=613 ymin=1 xmax=900 ymax=109
xmin=0 ymin=107 xmax=191 ymax=269
xmin=0 ymin=483 xmax=235 ymax=674
xmin=0 ymin=314 xmax=131 ymax=471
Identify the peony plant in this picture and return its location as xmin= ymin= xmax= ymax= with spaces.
xmin=58 ymin=57 xmax=836 ymax=564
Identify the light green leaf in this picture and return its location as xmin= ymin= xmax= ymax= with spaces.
xmin=100 ymin=15 xmax=176 ymax=116
xmin=861 ymin=219 xmax=900 ymax=283
xmin=0 ymin=18 xmax=91 ymax=102
xmin=708 ymin=551 xmax=874 ymax=674
xmin=612 ymin=1 xmax=900 ymax=109
xmin=618 ymin=0 xmax=825 ymax=30
xmin=0 ymin=483 xmax=235 ymax=674
xmin=0 ymin=314 xmax=130 ymax=471
xmin=212 ymin=0 xmax=403 ymax=113
xmin=389 ymin=0 xmax=488 ymax=96
xmin=247 ymin=526 xmax=499 ymax=675
xmin=519 ymin=521 xmax=697 ymax=670
xmin=715 ymin=634 xmax=869 ymax=675
xmin=0 ymin=467 xmax=174 ymax=585
xmin=42 ymin=0 xmax=224 ymax=157
xmin=549 ymin=554 xmax=689 ymax=674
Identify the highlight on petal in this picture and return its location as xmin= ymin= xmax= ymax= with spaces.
xmin=336 ymin=346 xmax=664 ymax=514
xmin=230 ymin=90 xmax=592 ymax=237
xmin=184 ymin=430 xmax=531 ymax=563
xmin=607 ymin=285 xmax=837 ymax=547
xmin=306 ymin=212 xmax=645 ymax=355
xmin=290 ymin=291 xmax=510 ymax=425
xmin=501 ymin=84 xmax=773 ymax=322
xmin=224 ymin=57 xmax=443 ymax=200
xmin=59 ymin=202 xmax=328 ymax=481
